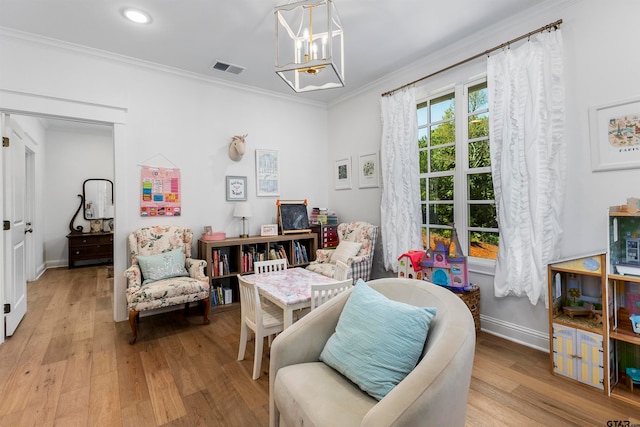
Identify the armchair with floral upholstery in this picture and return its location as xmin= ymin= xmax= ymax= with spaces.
xmin=306 ymin=221 xmax=378 ymax=282
xmin=124 ymin=226 xmax=210 ymax=344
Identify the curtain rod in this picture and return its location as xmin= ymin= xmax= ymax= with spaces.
xmin=381 ymin=19 xmax=563 ymax=97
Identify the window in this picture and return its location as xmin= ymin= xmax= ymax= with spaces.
xmin=417 ymin=79 xmax=498 ymax=261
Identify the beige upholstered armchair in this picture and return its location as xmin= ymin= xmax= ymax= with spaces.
xmin=124 ymin=226 xmax=210 ymax=344
xmin=306 ymin=221 xmax=378 ymax=282
xmin=269 ymin=278 xmax=476 ymax=427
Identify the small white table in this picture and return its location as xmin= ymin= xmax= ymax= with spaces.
xmin=242 ymin=267 xmax=340 ymax=329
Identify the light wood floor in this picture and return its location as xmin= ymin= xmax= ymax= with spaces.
xmin=1 ymin=266 xmax=640 ymax=426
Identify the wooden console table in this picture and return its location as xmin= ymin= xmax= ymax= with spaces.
xmin=67 ymin=231 xmax=113 ymax=268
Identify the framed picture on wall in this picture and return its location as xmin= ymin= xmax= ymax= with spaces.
xmin=589 ymin=96 xmax=640 ymax=172
xmin=226 ymin=176 xmax=247 ymax=201
xmin=358 ymin=152 xmax=380 ymax=188
xmin=256 ymin=149 xmax=280 ymax=197
xmin=335 ymin=157 xmax=352 ymax=190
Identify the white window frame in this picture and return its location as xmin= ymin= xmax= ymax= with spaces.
xmin=417 ymin=74 xmax=497 ymax=275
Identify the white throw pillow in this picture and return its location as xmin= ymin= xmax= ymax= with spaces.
xmin=331 ymin=241 xmax=362 ymax=264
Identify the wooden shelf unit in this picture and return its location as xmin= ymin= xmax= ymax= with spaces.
xmin=198 ymin=233 xmax=317 ymax=309
xmin=608 ymin=206 xmax=640 ymax=407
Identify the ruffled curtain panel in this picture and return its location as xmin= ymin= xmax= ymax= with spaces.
xmin=380 ymin=87 xmax=422 ymax=271
xmin=488 ymin=30 xmax=566 ymax=305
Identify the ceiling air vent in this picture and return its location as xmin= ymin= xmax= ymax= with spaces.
xmin=212 ymin=61 xmax=245 ymax=75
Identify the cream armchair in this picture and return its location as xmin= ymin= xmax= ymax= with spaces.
xmin=306 ymin=221 xmax=378 ymax=282
xmin=124 ymin=226 xmax=210 ymax=344
xmin=269 ymin=278 xmax=476 ymax=427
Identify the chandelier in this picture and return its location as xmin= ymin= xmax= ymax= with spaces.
xmin=275 ymin=0 xmax=344 ymax=93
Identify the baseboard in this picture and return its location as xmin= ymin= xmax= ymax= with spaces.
xmin=45 ymin=259 xmax=67 ymax=269
xmin=480 ymin=314 xmax=549 ymax=353
xmin=34 ymin=263 xmax=47 ymax=280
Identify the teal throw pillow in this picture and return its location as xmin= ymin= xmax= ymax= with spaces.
xmin=136 ymin=247 xmax=189 ymax=284
xmin=319 ymin=279 xmax=437 ymax=400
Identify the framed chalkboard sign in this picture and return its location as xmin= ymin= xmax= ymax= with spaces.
xmin=277 ymin=200 xmax=311 ymax=234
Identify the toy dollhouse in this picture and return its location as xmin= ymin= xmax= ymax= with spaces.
xmin=397 ymin=250 xmax=425 ymax=280
xmin=421 ymin=226 xmax=468 ymax=289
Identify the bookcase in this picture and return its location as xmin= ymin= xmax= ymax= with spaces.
xmin=198 ymin=233 xmax=318 ymax=310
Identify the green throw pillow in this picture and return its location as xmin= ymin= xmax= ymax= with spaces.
xmin=319 ymin=280 xmax=437 ymax=400
xmin=136 ymin=247 xmax=189 ymax=284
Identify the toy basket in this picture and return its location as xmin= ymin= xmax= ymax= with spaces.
xmin=454 ymin=285 xmax=480 ymax=335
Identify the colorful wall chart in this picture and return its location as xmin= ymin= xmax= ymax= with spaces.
xmin=140 ymin=166 xmax=181 ymax=216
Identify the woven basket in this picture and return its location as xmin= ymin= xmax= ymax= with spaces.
xmin=454 ymin=285 xmax=480 ymax=335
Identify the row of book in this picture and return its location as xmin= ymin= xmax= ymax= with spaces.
xmin=212 ymin=241 xmax=312 ymax=276
xmin=210 ymin=250 xmax=231 ymax=277
xmin=293 ymin=241 xmax=309 ymax=264
xmin=241 ymin=243 xmax=289 ymax=273
xmin=211 ymin=285 xmax=233 ymax=306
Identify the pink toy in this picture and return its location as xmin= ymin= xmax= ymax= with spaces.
xmin=421 ymin=226 xmax=468 ymax=289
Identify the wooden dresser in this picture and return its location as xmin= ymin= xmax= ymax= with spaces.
xmin=311 ymin=224 xmax=339 ymax=249
xmin=67 ymin=232 xmax=113 ymax=268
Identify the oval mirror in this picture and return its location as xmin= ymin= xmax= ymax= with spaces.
xmin=83 ymin=178 xmax=114 ymax=220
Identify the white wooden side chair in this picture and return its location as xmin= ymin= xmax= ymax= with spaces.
xmin=237 ymin=274 xmax=284 ymax=380
xmin=334 ymin=260 xmax=351 ymax=280
xmin=310 ymin=279 xmax=353 ymax=311
xmin=255 ymin=258 xmax=287 ymax=273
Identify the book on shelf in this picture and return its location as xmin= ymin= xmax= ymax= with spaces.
xmin=222 ymin=253 xmax=229 ymax=275
xmin=223 ymin=287 xmax=233 ymax=304
xmin=293 ymin=241 xmax=309 ymax=264
xmin=211 ymin=283 xmax=221 ymax=306
xmin=241 ymin=245 xmax=256 ymax=272
xmin=277 ymin=244 xmax=287 ymax=260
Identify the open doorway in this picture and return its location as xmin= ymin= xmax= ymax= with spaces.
xmin=0 ymin=89 xmax=128 ymax=346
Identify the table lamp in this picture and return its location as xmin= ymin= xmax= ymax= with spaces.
xmin=233 ymin=203 xmax=253 ymax=238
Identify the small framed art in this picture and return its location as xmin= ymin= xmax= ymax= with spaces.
xmin=358 ymin=152 xmax=380 ymax=188
xmin=335 ymin=157 xmax=352 ymax=190
xmin=261 ymin=224 xmax=278 ymax=236
xmin=256 ymin=149 xmax=280 ymax=197
xmin=226 ymin=176 xmax=247 ymax=201
xmin=589 ymin=96 xmax=640 ymax=172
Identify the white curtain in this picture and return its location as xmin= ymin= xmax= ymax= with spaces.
xmin=488 ymin=30 xmax=565 ymax=305
xmin=380 ymin=87 xmax=422 ymax=272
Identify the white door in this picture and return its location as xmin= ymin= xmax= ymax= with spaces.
xmin=2 ymin=114 xmax=27 ymax=336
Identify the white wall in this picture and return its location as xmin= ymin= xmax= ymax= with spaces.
xmin=327 ymin=0 xmax=640 ymax=349
xmin=0 ymin=34 xmax=330 ymax=322
xmin=43 ymin=127 xmax=113 ymax=267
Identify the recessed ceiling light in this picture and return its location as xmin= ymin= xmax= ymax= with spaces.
xmin=122 ymin=8 xmax=152 ymax=24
